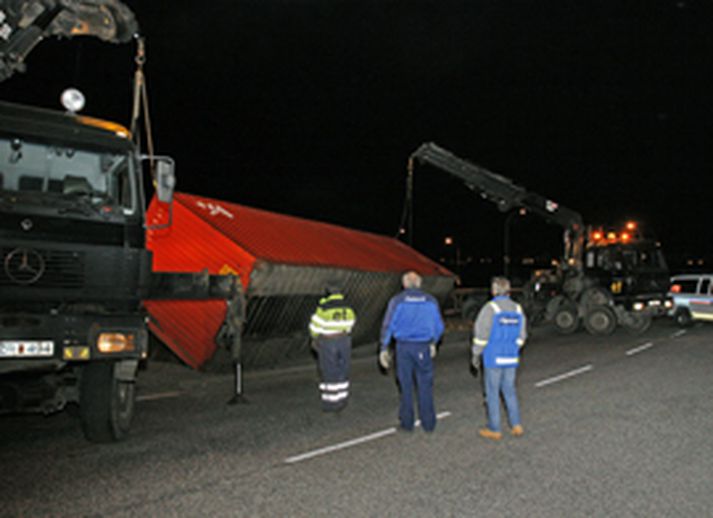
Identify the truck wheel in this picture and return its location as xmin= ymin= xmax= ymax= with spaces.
xmin=80 ymin=362 xmax=135 ymax=443
xmin=674 ymin=308 xmax=693 ymax=328
xmin=553 ymin=304 xmax=580 ymax=334
xmin=622 ymin=312 xmax=652 ymax=335
xmin=584 ymin=306 xmax=617 ymax=336
xmin=581 ymin=287 xmax=612 ymax=308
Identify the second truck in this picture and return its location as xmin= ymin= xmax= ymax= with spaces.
xmin=408 ymin=142 xmax=671 ymax=336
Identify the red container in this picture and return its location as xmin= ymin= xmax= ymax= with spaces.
xmin=145 ymin=193 xmax=455 ymax=368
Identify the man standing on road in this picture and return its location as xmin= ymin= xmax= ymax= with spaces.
xmin=309 ymin=281 xmax=357 ymax=412
xmin=472 ymin=276 xmax=527 ymax=440
xmin=379 ymin=271 xmax=445 ymax=432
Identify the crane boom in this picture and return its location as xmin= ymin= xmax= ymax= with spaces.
xmin=0 ymin=0 xmax=137 ymax=81
xmin=409 ymin=141 xmax=585 ymax=268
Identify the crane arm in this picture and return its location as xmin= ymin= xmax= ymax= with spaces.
xmin=0 ymin=0 xmax=137 ymax=81
xmin=409 ymin=142 xmax=585 ymax=267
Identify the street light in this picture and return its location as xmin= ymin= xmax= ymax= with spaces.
xmin=444 ymin=236 xmax=462 ymax=276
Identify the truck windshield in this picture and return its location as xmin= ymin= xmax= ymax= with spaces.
xmin=0 ymin=136 xmax=134 ymax=214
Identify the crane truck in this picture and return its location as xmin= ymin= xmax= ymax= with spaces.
xmin=408 ymin=142 xmax=671 ymax=336
xmin=0 ymin=0 xmax=243 ymax=442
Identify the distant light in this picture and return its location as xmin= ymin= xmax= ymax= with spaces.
xmin=621 ymin=233 xmax=631 ymax=242
xmin=61 ymin=88 xmax=85 ymax=113
xmin=625 ymin=221 xmax=637 ymax=231
xmin=444 ymin=236 xmax=453 ymax=245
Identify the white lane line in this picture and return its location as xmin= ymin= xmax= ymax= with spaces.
xmin=136 ymin=390 xmax=182 ymax=402
xmin=671 ymin=329 xmax=687 ymax=338
xmin=535 ymin=365 xmax=593 ymax=388
xmin=284 ymin=411 xmax=452 ymax=465
xmin=626 ymin=342 xmax=654 ymax=356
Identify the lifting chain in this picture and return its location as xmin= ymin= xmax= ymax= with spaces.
xmin=130 ymin=35 xmax=156 ymax=178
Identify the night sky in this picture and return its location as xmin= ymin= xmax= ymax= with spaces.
xmin=1 ymin=1 xmax=711 ymax=282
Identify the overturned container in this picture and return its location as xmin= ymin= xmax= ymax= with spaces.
xmin=144 ymin=192 xmax=456 ymax=369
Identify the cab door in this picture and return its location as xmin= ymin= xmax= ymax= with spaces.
xmin=689 ymin=277 xmax=713 ymax=321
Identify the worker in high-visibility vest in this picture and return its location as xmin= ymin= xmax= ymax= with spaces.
xmin=471 ymin=276 xmax=527 ymax=440
xmin=309 ymin=281 xmax=357 ymax=412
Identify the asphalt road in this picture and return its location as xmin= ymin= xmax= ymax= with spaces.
xmin=2 ymin=320 xmax=712 ymax=517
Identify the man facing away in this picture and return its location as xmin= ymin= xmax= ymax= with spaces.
xmin=472 ymin=276 xmax=527 ymax=440
xmin=379 ymin=271 xmax=445 ymax=432
xmin=309 ymin=281 xmax=356 ymax=412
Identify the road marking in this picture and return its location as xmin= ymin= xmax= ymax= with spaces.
xmin=284 ymin=411 xmax=452 ymax=465
xmin=535 ymin=365 xmax=593 ymax=388
xmin=671 ymin=329 xmax=687 ymax=338
xmin=136 ymin=390 xmax=182 ymax=402
xmin=626 ymin=342 xmax=654 ymax=356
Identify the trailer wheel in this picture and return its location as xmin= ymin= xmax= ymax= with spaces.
xmin=673 ymin=308 xmax=692 ymax=328
xmin=622 ymin=312 xmax=652 ymax=335
xmin=553 ymin=304 xmax=580 ymax=334
xmin=80 ymin=362 xmax=135 ymax=443
xmin=584 ymin=306 xmax=617 ymax=336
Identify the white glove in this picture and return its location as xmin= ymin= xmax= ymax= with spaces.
xmin=379 ymin=349 xmax=392 ymax=369
xmin=430 ymin=343 xmax=437 ymax=358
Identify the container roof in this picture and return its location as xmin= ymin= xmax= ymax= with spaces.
xmin=174 ymin=192 xmax=452 ymax=276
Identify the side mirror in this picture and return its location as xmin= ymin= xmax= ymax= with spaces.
xmin=142 ymin=156 xmax=176 ymax=204
xmin=155 ymin=158 xmax=176 ymax=203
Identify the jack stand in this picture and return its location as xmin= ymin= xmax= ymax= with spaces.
xmin=227 ymin=361 xmax=248 ymax=405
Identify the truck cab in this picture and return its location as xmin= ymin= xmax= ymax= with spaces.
xmin=0 ymin=100 xmax=162 ymax=441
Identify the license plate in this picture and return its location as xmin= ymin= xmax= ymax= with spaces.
xmin=0 ymin=340 xmax=54 ymax=357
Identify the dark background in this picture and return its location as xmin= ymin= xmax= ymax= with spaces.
xmin=1 ymin=0 xmax=711 ymax=285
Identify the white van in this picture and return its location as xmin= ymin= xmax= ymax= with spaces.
xmin=668 ymin=274 xmax=713 ymax=326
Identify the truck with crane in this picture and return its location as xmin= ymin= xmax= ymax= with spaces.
xmin=0 ymin=0 xmax=242 ymax=442
xmin=408 ymin=142 xmax=671 ymax=335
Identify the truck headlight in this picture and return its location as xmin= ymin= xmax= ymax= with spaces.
xmin=97 ymin=333 xmax=136 ymax=353
xmin=633 ymin=302 xmax=645 ymax=311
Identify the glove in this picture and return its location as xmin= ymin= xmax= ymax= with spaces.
xmin=471 ymin=355 xmax=480 ymax=376
xmin=310 ymin=339 xmax=319 ymax=352
xmin=430 ymin=343 xmax=437 ymax=358
xmin=379 ymin=349 xmax=392 ymax=370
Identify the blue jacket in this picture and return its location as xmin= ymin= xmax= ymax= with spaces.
xmin=380 ymin=288 xmax=444 ymax=350
xmin=472 ymin=296 xmax=526 ymax=368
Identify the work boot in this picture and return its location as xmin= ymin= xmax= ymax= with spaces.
xmin=479 ymin=428 xmax=502 ymax=441
xmin=511 ymin=424 xmax=524 ymax=437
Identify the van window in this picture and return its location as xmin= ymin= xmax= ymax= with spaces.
xmin=700 ymin=278 xmax=711 ymax=295
xmin=672 ymin=280 xmax=698 ymax=294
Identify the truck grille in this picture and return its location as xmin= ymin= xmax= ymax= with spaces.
xmin=0 ymin=247 xmax=85 ymax=288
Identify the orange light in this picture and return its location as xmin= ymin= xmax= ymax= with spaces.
xmin=97 ymin=333 xmax=136 ymax=353
xmin=607 ymin=232 xmax=617 ymax=241
xmin=670 ymin=284 xmax=681 ymax=293
xmin=621 ymin=232 xmax=630 ymax=242
xmin=592 ymin=231 xmax=603 ymax=240
xmin=76 ymin=115 xmax=131 ymax=138
xmin=626 ymin=221 xmax=637 ymax=231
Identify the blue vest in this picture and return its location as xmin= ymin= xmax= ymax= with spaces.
xmin=482 ymin=301 xmax=524 ymax=369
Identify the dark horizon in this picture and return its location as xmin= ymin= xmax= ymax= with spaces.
xmin=1 ymin=1 xmax=711 ymax=282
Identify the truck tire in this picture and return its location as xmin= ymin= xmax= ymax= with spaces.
xmin=584 ymin=305 xmax=617 ymax=336
xmin=80 ymin=362 xmax=135 ymax=443
xmin=553 ymin=304 xmax=580 ymax=334
xmin=621 ymin=312 xmax=653 ymax=335
xmin=581 ymin=287 xmax=612 ymax=308
xmin=673 ymin=308 xmax=693 ymax=328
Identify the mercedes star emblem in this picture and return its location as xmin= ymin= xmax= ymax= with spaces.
xmin=4 ymin=247 xmax=46 ymax=285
